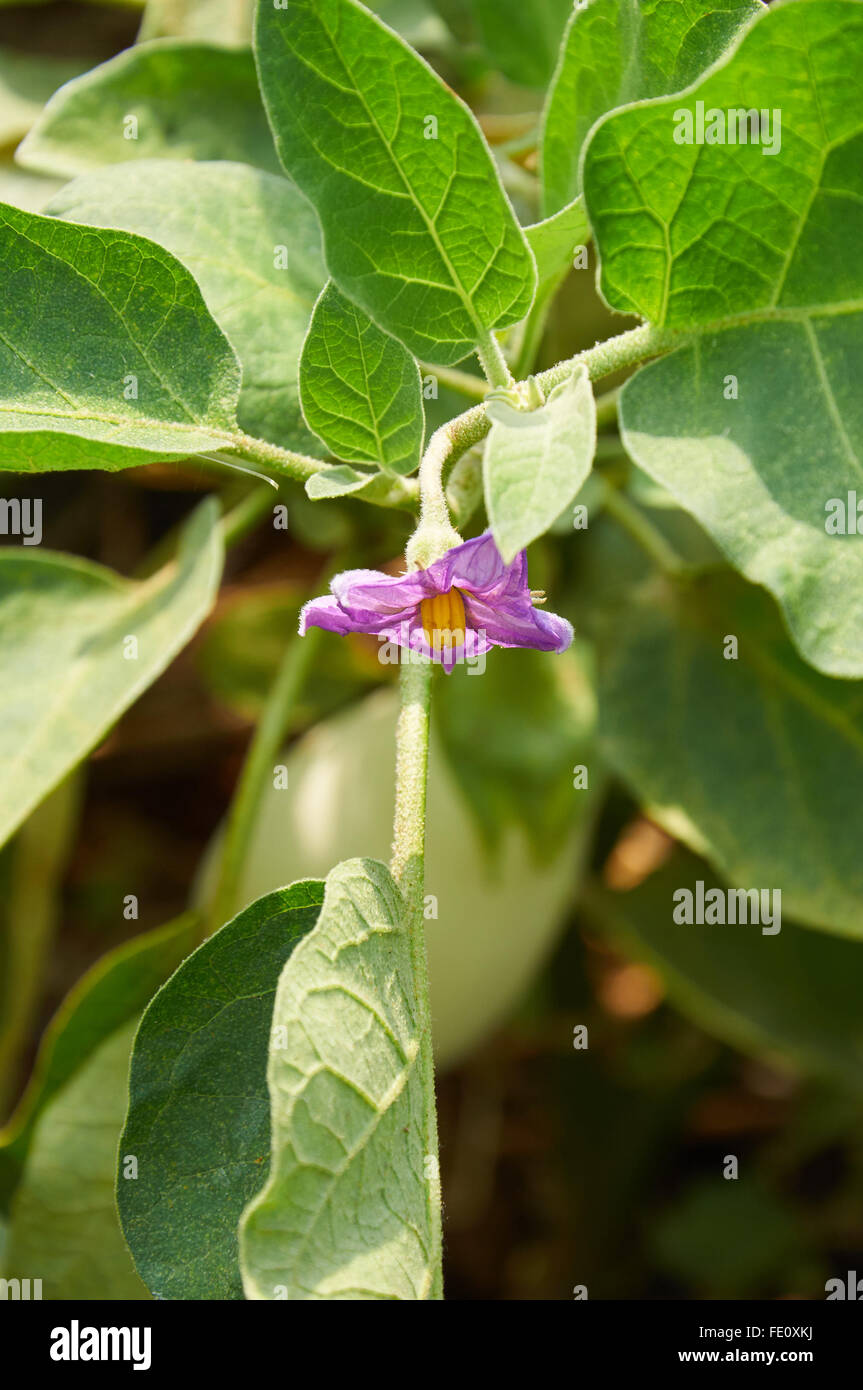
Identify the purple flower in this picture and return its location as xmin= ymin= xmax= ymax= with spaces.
xmin=299 ymin=531 xmax=574 ymax=672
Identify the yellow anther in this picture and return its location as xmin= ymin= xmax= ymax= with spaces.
xmin=420 ymin=588 xmax=466 ymax=656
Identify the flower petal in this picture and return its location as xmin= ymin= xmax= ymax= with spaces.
xmin=332 ymin=566 xmax=435 ymax=620
xmin=427 ymin=531 xmax=526 ymax=601
xmin=463 ymin=592 xmax=573 ymax=653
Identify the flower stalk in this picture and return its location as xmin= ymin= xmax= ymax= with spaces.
xmin=390 ymin=656 xmax=443 ymax=1299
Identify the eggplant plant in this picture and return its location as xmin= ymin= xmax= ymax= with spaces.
xmin=1 ymin=0 xmax=862 ymax=1302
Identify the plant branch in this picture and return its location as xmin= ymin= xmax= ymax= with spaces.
xmin=389 ymin=656 xmax=443 ymax=1300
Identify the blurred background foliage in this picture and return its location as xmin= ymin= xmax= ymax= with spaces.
xmin=0 ymin=0 xmax=861 ymax=1301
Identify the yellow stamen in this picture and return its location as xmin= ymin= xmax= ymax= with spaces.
xmin=420 ymin=587 xmax=466 ymax=657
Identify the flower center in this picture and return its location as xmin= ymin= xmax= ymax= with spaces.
xmin=420 ymin=587 xmax=466 ymax=655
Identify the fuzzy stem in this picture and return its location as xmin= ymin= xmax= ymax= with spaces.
xmin=475 ymin=328 xmax=515 ymax=390
xmin=390 ymin=657 xmax=443 ymax=1300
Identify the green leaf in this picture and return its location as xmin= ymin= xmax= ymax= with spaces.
xmin=542 ymin=0 xmax=763 ymax=213
xmin=620 ymin=320 xmax=863 ymax=677
xmin=3 ymin=1021 xmax=148 ymax=1300
xmin=0 ymin=202 xmax=242 ymax=471
xmin=592 ymin=850 xmax=863 ymax=1094
xmin=0 ymin=914 xmax=198 ymax=1210
xmin=300 ymin=282 xmax=424 ymax=475
xmin=305 ymin=463 xmax=380 ymax=498
xmin=17 ymin=40 xmax=278 ymax=178
xmin=240 ymin=857 xmax=437 ymax=1300
xmin=583 ymin=0 xmax=861 ymax=327
xmin=118 ymin=883 xmax=323 ymax=1301
xmin=47 ymin=159 xmax=327 ymax=453
xmin=484 ymin=363 xmax=596 ymax=560
xmin=0 ymin=499 xmax=223 ymax=850
xmin=591 ymin=1 xmax=863 ymax=678
xmin=255 ymin=0 xmax=536 ymax=363
xmin=472 ymin=0 xmax=573 ymax=89
xmin=0 ymin=47 xmax=85 ymax=146
xmin=598 ymin=564 xmax=863 ymax=939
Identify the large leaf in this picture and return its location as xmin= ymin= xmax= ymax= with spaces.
xmin=0 ymin=499 xmax=223 ymax=850
xmin=118 ymin=884 xmax=323 ymax=1300
xmin=17 ymin=40 xmax=278 ymax=178
xmin=240 ymin=857 xmax=438 ymax=1300
xmin=300 ymin=281 xmax=424 ymax=475
xmin=255 ymin=0 xmax=536 ymax=363
xmin=591 ymin=1 xmax=863 ymax=678
xmin=472 ymin=0 xmax=573 ymax=89
xmin=620 ymin=322 xmax=863 ymax=678
xmin=0 ymin=914 xmax=198 ymax=1210
xmin=0 ymin=203 xmax=243 ymax=471
xmin=583 ymin=0 xmax=861 ymax=327
xmin=592 ymin=851 xmax=863 ymax=1094
xmin=47 ymin=160 xmax=326 ymax=452
xmin=484 ymin=363 xmax=596 ymax=560
xmin=598 ymin=563 xmax=863 ymax=939
xmin=542 ymin=0 xmax=763 ymax=212
xmin=3 ymin=1021 xmax=148 ymax=1300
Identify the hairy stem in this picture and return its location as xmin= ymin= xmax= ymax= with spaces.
xmin=390 ymin=657 xmax=443 ymax=1300
xmin=475 ymin=327 xmax=515 ymax=390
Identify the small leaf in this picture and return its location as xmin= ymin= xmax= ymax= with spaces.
xmin=0 ymin=499 xmax=223 ymax=850
xmin=47 ymin=159 xmax=327 ymax=453
xmin=593 ymin=850 xmax=863 ymax=1094
xmin=240 ymin=857 xmax=437 ymax=1300
xmin=255 ymin=0 xmax=536 ymax=363
xmin=485 ymin=363 xmax=596 ymax=560
xmin=3 ymin=1021 xmax=148 ymax=1300
xmin=305 ymin=463 xmax=383 ymax=499
xmin=17 ymin=40 xmax=278 ymax=178
xmin=542 ymin=0 xmax=763 ymax=212
xmin=0 ymin=913 xmax=198 ymax=1211
xmin=300 ymin=282 xmax=424 ymax=475
xmin=118 ymin=884 xmax=323 ymax=1300
xmin=0 ymin=203 xmax=243 ymax=472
